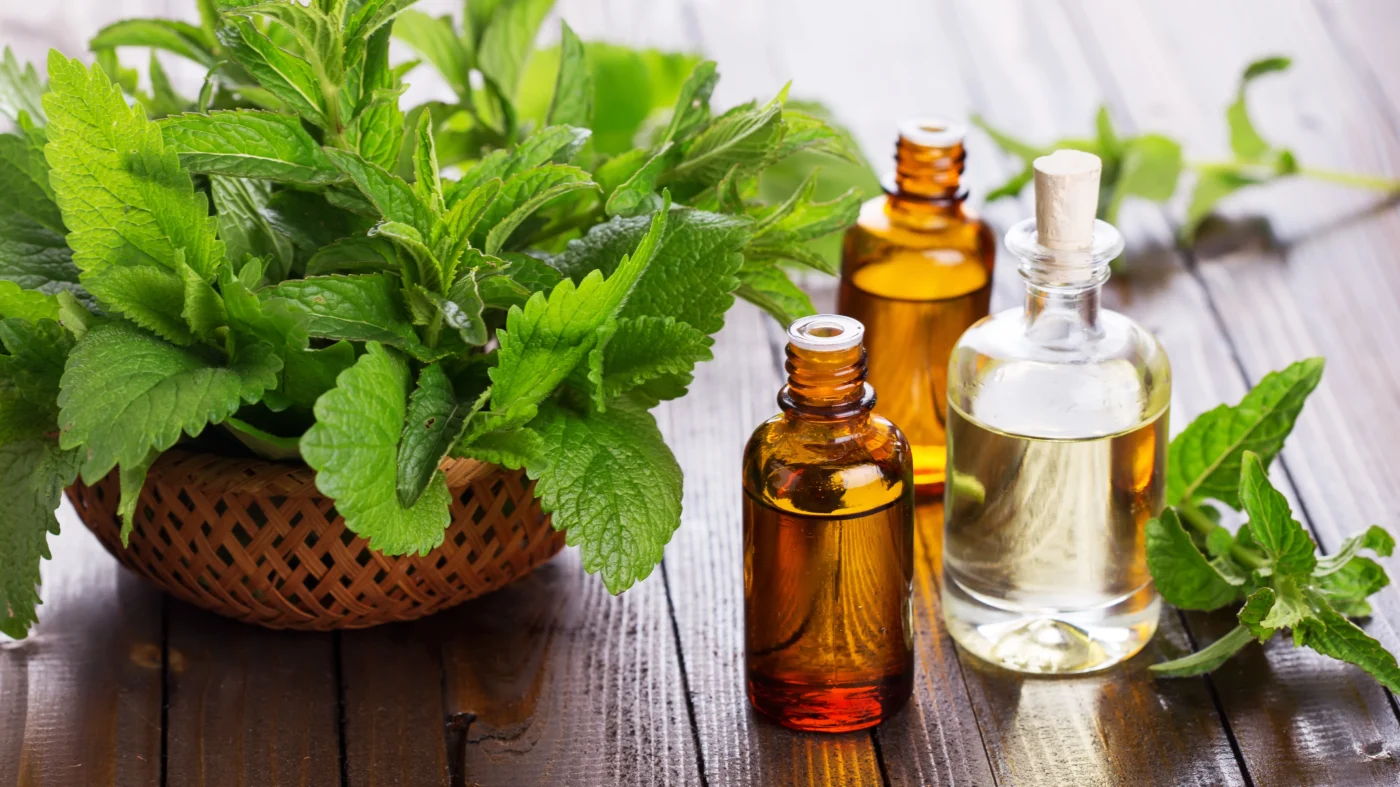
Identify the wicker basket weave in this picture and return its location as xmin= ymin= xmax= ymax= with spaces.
xmin=66 ymin=449 xmax=565 ymax=630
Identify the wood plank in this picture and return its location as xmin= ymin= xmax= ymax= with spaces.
xmin=341 ymin=625 xmax=450 ymax=787
xmin=438 ymin=551 xmax=699 ymax=787
xmin=0 ymin=502 xmax=163 ymax=787
xmin=1062 ymin=0 xmax=1400 ymax=783
xmin=164 ymin=602 xmax=341 ymax=786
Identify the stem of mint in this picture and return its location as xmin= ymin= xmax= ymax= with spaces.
xmin=1178 ymin=502 xmax=1268 ymax=570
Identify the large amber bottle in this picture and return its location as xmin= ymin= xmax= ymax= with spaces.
xmin=839 ymin=118 xmax=996 ymax=495
xmin=743 ymin=315 xmax=914 ymax=732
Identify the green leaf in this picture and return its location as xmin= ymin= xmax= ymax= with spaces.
xmin=217 ymin=18 xmax=329 ymax=128
xmin=144 ymin=52 xmax=188 ymax=119
xmin=553 ymin=206 xmax=749 ymax=336
xmin=471 ymin=163 xmax=594 ymax=252
xmin=1238 ymin=451 xmax=1317 ymax=576
xmin=272 ymin=340 xmax=354 ymax=413
xmin=355 ymin=26 xmax=404 ymax=171
xmin=1150 ymin=625 xmax=1254 ymax=678
xmin=1258 ymin=576 xmax=1312 ymax=629
xmin=0 ymin=131 xmax=63 ymax=233
xmin=489 ymin=203 xmax=668 ymax=425
xmin=396 ymin=363 xmax=481 ymax=508
xmin=325 ymin=148 xmax=432 ymax=233
xmin=454 ymin=425 xmax=541 ymax=470
xmin=1295 ymin=590 xmax=1400 ymax=693
xmin=1316 ymin=525 xmax=1395 ymax=576
xmin=1167 ymin=357 xmax=1324 ymax=509
xmin=0 ymin=316 xmax=71 ymax=440
xmin=268 ymin=274 xmax=426 ymax=355
xmin=177 ymin=255 xmax=227 ymax=343
xmin=411 ymin=112 xmax=444 ymax=213
xmin=1228 ymin=56 xmax=1291 ymax=162
xmin=372 ymin=220 xmax=442 ymax=292
xmin=89 ymin=19 xmax=218 ymax=68
xmin=661 ymin=61 xmax=718 ymax=145
xmin=58 ymin=320 xmax=279 ymax=481
xmin=392 ymin=10 xmax=470 ymax=100
xmin=735 ymin=263 xmax=815 ymax=326
xmin=210 ymin=176 xmax=295 ymax=282
xmin=1095 ymin=106 xmax=1120 ymax=161
xmin=223 ymin=416 xmax=301 ymax=460
xmin=1115 ymin=133 xmax=1182 ymax=202
xmin=1182 ymin=168 xmax=1259 ymax=241
xmin=0 ymin=438 xmax=80 ymax=638
xmin=0 ymin=47 xmax=46 ymax=126
xmin=527 ymin=395 xmax=682 ymax=593
xmin=1238 ymin=587 xmax=1279 ymax=642
xmin=83 ymin=264 xmax=192 ymax=345
xmin=1145 ymin=508 xmax=1243 ymax=611
xmin=305 ymin=235 xmax=399 ymax=277
xmin=971 ymin=114 xmax=1045 ymax=162
xmin=605 ymin=143 xmax=678 ymax=218
xmin=43 ymin=52 xmax=226 ymax=280
xmin=301 ymin=342 xmax=452 ymax=555
xmin=0 ymin=281 xmax=59 ymax=323
xmin=546 ymin=21 xmax=592 ymax=128
xmin=477 ymin=0 xmax=556 ymax=101
xmin=440 ymin=273 xmax=487 ymax=345
xmin=159 ymin=110 xmax=344 ymax=184
xmin=595 ymin=315 xmax=710 ymax=402
xmin=668 ymin=102 xmax=782 ymax=185
xmin=1317 ymin=558 xmax=1390 ymax=616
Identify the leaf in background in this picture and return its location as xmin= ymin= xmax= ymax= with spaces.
xmin=660 ymin=61 xmax=718 ymax=145
xmin=0 ymin=131 xmax=61 ymax=232
xmin=1111 ymin=133 xmax=1183 ymax=217
xmin=668 ymin=102 xmax=782 ymax=185
xmin=301 ymin=342 xmax=452 ymax=555
xmin=268 ymin=274 xmax=426 ymax=354
xmin=211 ymin=176 xmax=295 ymax=282
xmin=1144 ymin=508 xmax=1244 ymax=610
xmin=392 ymin=10 xmax=471 ymax=100
xmin=0 ymin=438 xmax=80 ymax=638
xmin=89 ymin=18 xmax=218 ymax=68
xmin=1149 ymin=625 xmax=1254 ymax=678
xmin=272 ymin=340 xmax=355 ymax=413
xmin=355 ymin=26 xmax=404 ymax=171
xmin=57 ymin=320 xmax=279 ymax=483
xmin=396 ymin=362 xmax=481 ymax=508
xmin=734 ymin=263 xmax=816 ymax=326
xmin=43 ymin=52 xmax=226 ymax=280
xmin=217 ymin=18 xmax=329 ymax=128
xmin=489 ymin=203 xmax=668 ymax=425
xmin=144 ymin=53 xmax=188 ymax=118
xmin=1167 ymin=357 xmax=1324 ymax=509
xmin=1227 ymin=56 xmax=1291 ymax=162
xmin=553 ymin=206 xmax=749 ymax=337
xmin=477 ymin=0 xmax=556 ymax=103
xmin=605 ymin=142 xmax=678 ymax=218
xmin=0 ymin=281 xmax=59 ymax=324
xmin=1295 ymin=590 xmax=1400 ymax=693
xmin=160 ymin=110 xmax=344 ymax=184
xmin=1182 ymin=168 xmax=1260 ymax=241
xmin=0 ymin=47 xmax=46 ymax=126
xmin=527 ymin=395 xmax=681 ymax=592
xmin=0 ymin=316 xmax=71 ymax=440
xmin=547 ymin=21 xmax=592 ymax=129
xmin=305 ymin=235 xmax=399 ymax=276
xmin=1238 ymin=451 xmax=1317 ymax=576
xmin=1095 ymin=106 xmax=1120 ymax=161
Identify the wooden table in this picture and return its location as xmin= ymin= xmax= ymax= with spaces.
xmin=4 ymin=0 xmax=1400 ymax=784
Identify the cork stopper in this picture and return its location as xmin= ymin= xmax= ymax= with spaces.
xmin=1033 ymin=150 xmax=1102 ymax=251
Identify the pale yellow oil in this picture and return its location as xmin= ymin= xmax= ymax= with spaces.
xmin=942 ymin=401 xmax=1167 ymax=673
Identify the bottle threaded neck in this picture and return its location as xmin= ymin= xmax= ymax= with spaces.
xmin=781 ymin=315 xmax=874 ymax=417
xmin=891 ymin=117 xmax=967 ymax=201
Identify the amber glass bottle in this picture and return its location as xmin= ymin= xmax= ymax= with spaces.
xmin=743 ymin=315 xmax=914 ymax=733
xmin=839 ymin=118 xmax=996 ymax=495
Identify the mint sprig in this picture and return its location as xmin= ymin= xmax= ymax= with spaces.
xmin=1148 ymin=360 xmax=1399 ymax=689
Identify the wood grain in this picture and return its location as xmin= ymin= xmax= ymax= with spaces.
xmin=164 ymin=602 xmax=340 ymax=786
xmin=1062 ymin=0 xmax=1400 ymax=783
xmin=340 ymin=625 xmax=450 ymax=787
xmin=0 ymin=502 xmax=162 ymax=787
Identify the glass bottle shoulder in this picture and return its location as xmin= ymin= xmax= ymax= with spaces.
xmin=948 ymin=307 xmax=1171 ymax=440
xmin=743 ymin=412 xmax=912 ymax=517
xmin=847 ymin=194 xmax=992 ymax=251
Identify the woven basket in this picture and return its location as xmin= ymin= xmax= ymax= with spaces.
xmin=66 ymin=449 xmax=565 ymax=630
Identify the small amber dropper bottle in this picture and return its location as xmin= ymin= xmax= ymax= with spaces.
xmin=743 ymin=315 xmax=914 ymax=732
xmin=839 ymin=118 xmax=996 ymax=496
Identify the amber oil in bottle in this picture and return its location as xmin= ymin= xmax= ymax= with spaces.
xmin=839 ymin=118 xmax=996 ymax=496
xmin=743 ymin=315 xmax=915 ymax=732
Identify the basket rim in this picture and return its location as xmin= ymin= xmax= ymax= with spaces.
xmin=140 ymin=447 xmax=496 ymax=499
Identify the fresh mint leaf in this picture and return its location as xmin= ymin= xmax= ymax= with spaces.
xmin=0 ymin=133 xmax=63 ymax=233
xmin=355 ymin=26 xmax=404 ymax=171
xmin=526 ymin=395 xmax=682 ymax=593
xmin=0 ymin=281 xmax=59 ymax=323
xmin=305 ymin=235 xmax=399 ymax=277
xmin=57 ymin=320 xmax=279 ymax=482
xmin=1149 ymin=625 xmax=1253 ymax=678
xmin=1316 ymin=525 xmax=1395 ymax=576
xmin=396 ymin=362 xmax=481 ymax=508
xmin=477 ymin=0 xmax=556 ymax=102
xmin=268 ymin=274 xmax=427 ymax=355
xmin=1145 ymin=507 xmax=1243 ymax=611
xmin=178 ymin=254 xmax=227 ymax=344
xmin=43 ymin=52 xmax=226 ymax=280
xmin=1183 ymin=168 xmax=1260 ymax=241
xmin=392 ymin=10 xmax=471 ymax=100
xmin=1227 ymin=56 xmax=1291 ymax=162
xmin=440 ymin=273 xmax=487 ymax=345
xmin=668 ymin=102 xmax=782 ymax=185
xmin=0 ymin=438 xmax=80 ymax=637
xmin=89 ymin=19 xmax=218 ymax=68
xmin=272 ymin=341 xmax=355 ymax=413
xmin=661 ymin=61 xmax=718 ymax=145
xmin=735 ymin=263 xmax=816 ymax=326
xmin=1258 ymin=576 xmax=1312 ymax=629
xmin=470 ymin=163 xmax=594 ymax=252
xmin=605 ymin=143 xmax=678 ymax=218
xmin=454 ymin=424 xmax=541 ymax=470
xmin=411 ymin=112 xmax=444 ymax=213
xmin=0 ymin=48 xmax=46 ymax=125
xmin=547 ymin=21 xmax=592 ymax=128
xmin=217 ymin=18 xmax=329 ymax=128
xmin=160 ymin=110 xmax=344 ymax=184
xmin=1295 ymin=590 xmax=1400 ymax=693
xmin=1111 ymin=134 xmax=1182 ymax=217
xmin=83 ymin=265 xmax=193 ymax=345
xmin=1238 ymin=451 xmax=1317 ymax=576
xmin=1167 ymin=357 xmax=1324 ymax=509
xmin=1238 ymin=587 xmax=1278 ymax=642
xmin=553 ymin=206 xmax=749 ymax=336
xmin=489 ymin=203 xmax=667 ymax=425
xmin=301 ymin=342 xmax=452 ymax=555
xmin=595 ymin=315 xmax=711 ymax=401
xmin=325 ymin=148 xmax=433 ymax=233
xmin=1317 ymin=558 xmax=1389 ymax=617
xmin=211 ymin=176 xmax=295 ymax=282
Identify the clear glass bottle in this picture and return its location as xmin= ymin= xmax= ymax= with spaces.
xmin=743 ymin=315 xmax=914 ymax=732
xmin=839 ymin=118 xmax=996 ymax=497
xmin=942 ymin=150 xmax=1170 ymax=674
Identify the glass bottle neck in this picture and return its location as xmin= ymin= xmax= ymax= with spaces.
xmin=886 ymin=134 xmax=966 ymax=229
xmin=1005 ymin=216 xmax=1124 ymax=347
xmin=779 ymin=344 xmax=875 ymax=419
xmin=1023 ymin=282 xmax=1103 ymax=344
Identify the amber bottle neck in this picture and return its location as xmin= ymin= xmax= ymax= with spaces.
xmin=779 ymin=344 xmax=875 ymax=419
xmin=887 ymin=135 xmax=967 ymax=228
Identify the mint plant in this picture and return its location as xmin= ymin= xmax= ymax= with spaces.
xmin=1147 ymin=359 xmax=1400 ymax=689
xmin=977 ymin=57 xmax=1400 ymax=244
xmin=0 ymin=0 xmax=865 ymax=637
